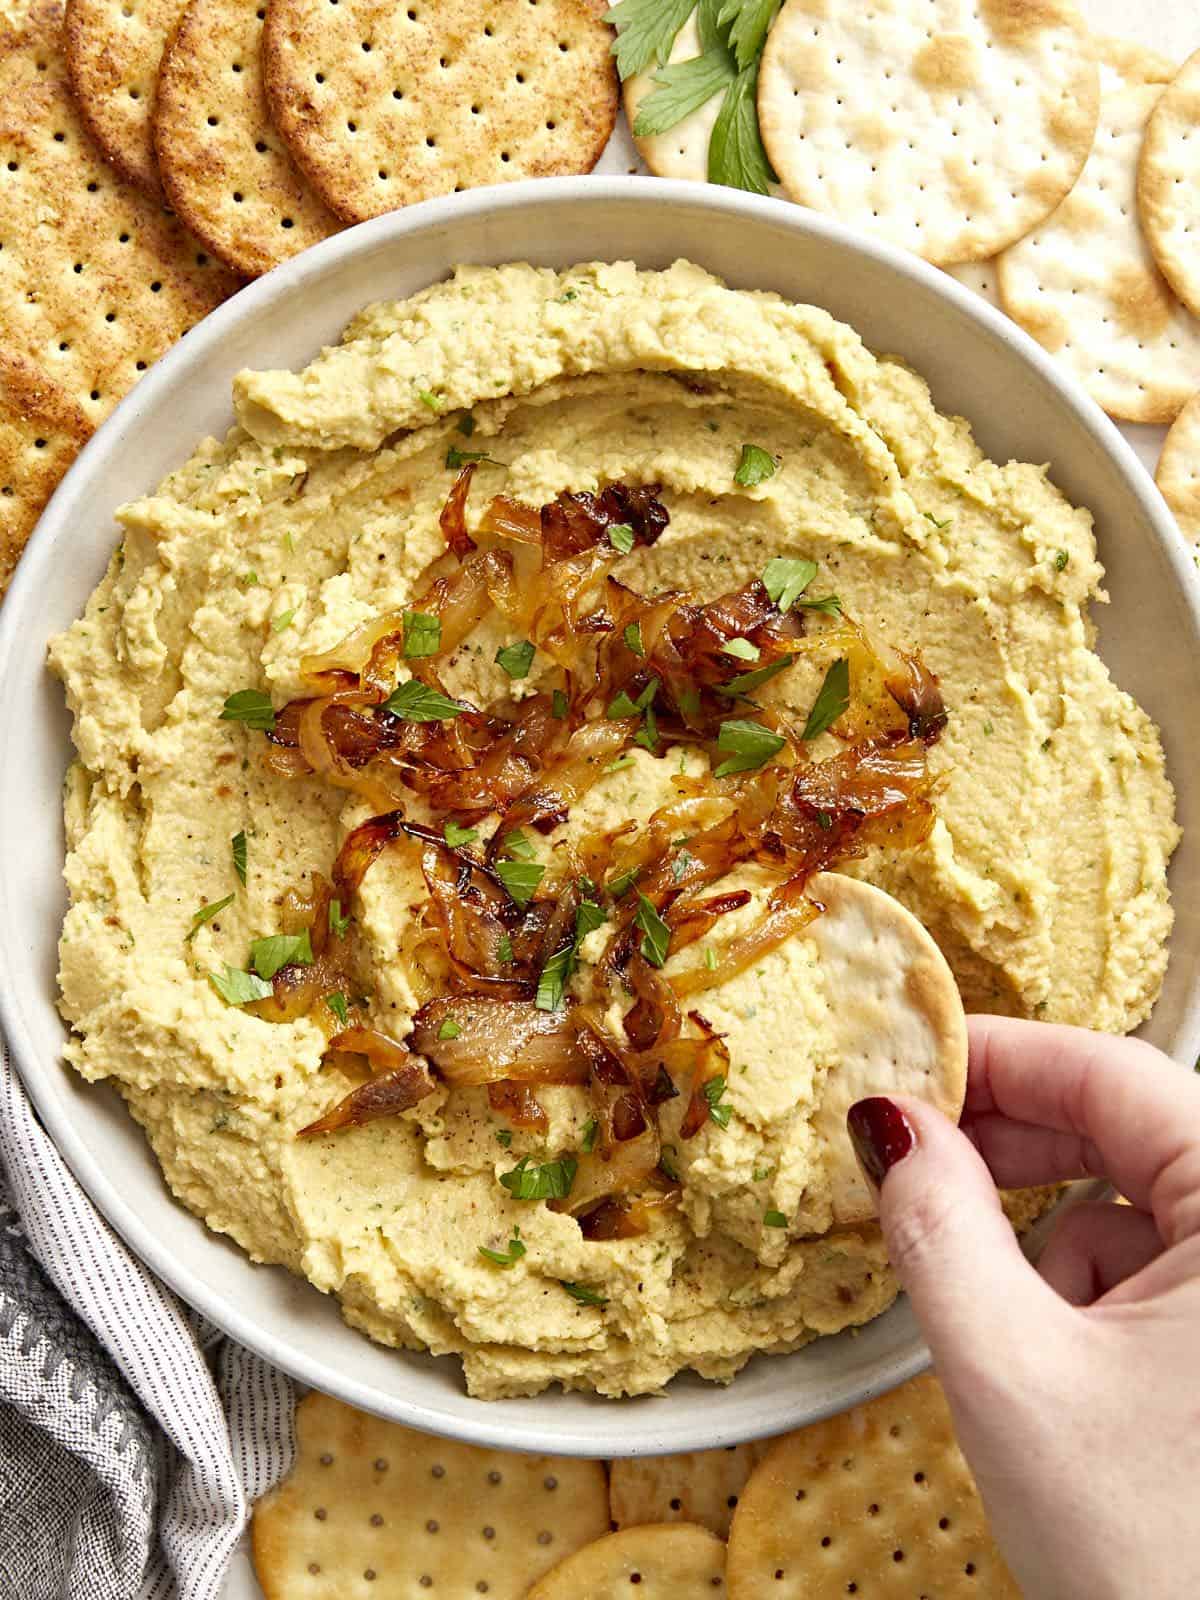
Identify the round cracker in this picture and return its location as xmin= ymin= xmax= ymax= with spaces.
xmin=65 ymin=0 xmax=186 ymax=196
xmin=252 ymin=1390 xmax=610 ymax=1600
xmin=527 ymin=1523 xmax=727 ymax=1599
xmin=154 ymin=0 xmax=341 ymax=277
xmin=262 ymin=0 xmax=618 ymax=225
xmin=610 ymin=1442 xmax=772 ymax=1541
xmin=1138 ymin=48 xmax=1200 ymax=321
xmin=726 ymin=1374 xmax=1020 ymax=1599
xmin=1155 ymin=388 xmax=1200 ymax=552
xmin=944 ymin=258 xmax=1000 ymax=309
xmin=0 ymin=0 xmax=239 ymax=424
xmin=1094 ymin=34 xmax=1175 ymax=95
xmin=624 ymin=13 xmax=721 ymax=184
xmin=757 ymin=0 xmax=1099 ymax=266
xmin=998 ymin=83 xmax=1200 ymax=424
xmin=807 ymin=874 xmax=967 ymax=1225
xmin=0 ymin=347 xmax=90 ymax=596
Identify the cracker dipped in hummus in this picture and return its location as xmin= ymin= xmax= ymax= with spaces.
xmin=51 ymin=261 xmax=1179 ymax=1399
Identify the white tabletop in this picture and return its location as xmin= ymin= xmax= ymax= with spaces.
xmin=219 ymin=2 xmax=1199 ymax=1593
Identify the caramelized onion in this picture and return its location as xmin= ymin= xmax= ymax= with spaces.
xmin=299 ymin=1028 xmax=436 ymax=1137
xmin=440 ymin=462 xmax=477 ymax=560
xmin=410 ymin=996 xmax=588 ymax=1085
xmin=487 ymin=1081 xmax=548 ymax=1133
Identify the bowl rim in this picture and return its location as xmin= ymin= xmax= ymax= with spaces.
xmin=3 ymin=175 xmax=1197 ymax=1455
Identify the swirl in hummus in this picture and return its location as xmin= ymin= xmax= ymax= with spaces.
xmin=51 ymin=261 xmax=1178 ymax=1399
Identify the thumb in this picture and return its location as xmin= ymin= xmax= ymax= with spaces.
xmin=847 ymin=1094 xmax=1065 ymax=1384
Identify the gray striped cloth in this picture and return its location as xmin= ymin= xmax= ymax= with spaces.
xmin=0 ymin=1045 xmax=296 ymax=1600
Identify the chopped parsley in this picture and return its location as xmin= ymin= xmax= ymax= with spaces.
xmin=497 ymin=933 xmax=514 ymax=964
xmin=722 ymin=636 xmax=759 ymax=661
xmin=659 ymin=1144 xmax=681 ymax=1182
xmin=417 ymin=388 xmax=442 ymax=411
xmin=552 ymin=688 xmax=569 ymax=718
xmin=495 ymin=1128 xmax=513 ymax=1148
xmin=703 ymin=1074 xmax=732 ymax=1128
xmin=445 ymin=445 xmax=500 ymax=470
xmin=272 ymin=608 xmax=295 ymax=633
xmin=502 ymin=828 xmax=536 ymax=860
xmin=763 ymin=1209 xmax=788 ymax=1229
xmin=326 ymin=992 xmax=349 ymax=1027
xmin=237 ymin=570 xmax=258 ymax=588
xmin=634 ymin=893 xmax=671 ymax=968
xmin=186 ymin=893 xmax=234 ymax=942
xmin=443 ymin=820 xmax=479 ymax=848
xmin=607 ymin=865 xmax=640 ymax=900
xmin=383 ymin=681 xmax=464 ymax=722
xmin=437 ymin=1016 xmax=462 ymax=1040
xmin=923 ymin=511 xmax=953 ymax=530
xmin=1054 ymin=549 xmax=1070 ymax=572
xmin=762 ymin=556 xmax=817 ymax=611
xmin=633 ymin=703 xmax=659 ymax=752
xmin=403 ymin=611 xmax=442 ymax=659
xmin=458 ymin=412 xmax=477 ymax=437
xmin=478 ymin=1227 xmax=526 ymax=1269
xmin=623 ymin=621 xmax=645 ymax=657
xmin=328 ymin=898 xmax=351 ymax=939
xmin=581 ymin=1116 xmax=599 ymax=1154
xmin=734 ymin=443 xmax=777 ymax=487
xmin=232 ymin=830 xmax=248 ymax=885
xmin=495 ymin=638 xmax=536 ymax=679
xmin=250 ymin=930 xmax=314 ymax=981
xmin=704 ymin=945 xmax=718 ymax=970
xmin=801 ymin=658 xmax=850 ymax=742
xmin=560 ymin=1280 xmax=607 ymax=1308
xmin=499 ymin=1155 xmax=577 ymax=1201
xmin=208 ymin=965 xmax=273 ymax=1006
xmin=536 ymin=899 xmax=606 ymax=1012
xmin=496 ymin=858 xmax=545 ymax=908
xmin=608 ymin=522 xmax=635 ymax=554
xmin=796 ymin=592 xmax=843 ymax=618
xmin=714 ymin=717 xmax=785 ymax=777
xmin=717 ymin=653 xmax=794 ymax=699
xmin=220 ymin=689 xmax=275 ymax=732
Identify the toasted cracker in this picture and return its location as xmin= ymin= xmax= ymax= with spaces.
xmin=527 ymin=1524 xmax=726 ymax=1599
xmin=0 ymin=346 xmax=90 ymax=596
xmin=1156 ymin=389 xmax=1200 ymax=551
xmin=262 ymin=0 xmax=618 ymax=225
xmin=807 ymin=874 xmax=967 ymax=1225
xmin=252 ymin=1390 xmax=610 ymax=1600
xmin=610 ymin=1442 xmax=772 ymax=1540
xmin=945 ymin=259 xmax=1000 ymax=308
xmin=998 ymin=83 xmax=1200 ymax=424
xmin=154 ymin=0 xmax=341 ymax=277
xmin=0 ymin=0 xmax=239 ymax=424
xmin=726 ymin=1374 xmax=1019 ymax=1599
xmin=1138 ymin=49 xmax=1200 ymax=321
xmin=65 ymin=0 xmax=185 ymax=196
xmin=1095 ymin=34 xmax=1175 ymax=96
xmin=757 ymin=0 xmax=1099 ymax=266
xmin=624 ymin=13 xmax=720 ymax=184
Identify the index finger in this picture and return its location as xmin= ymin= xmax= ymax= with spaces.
xmin=964 ymin=1015 xmax=1200 ymax=1247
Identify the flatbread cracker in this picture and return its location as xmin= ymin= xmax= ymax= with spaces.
xmin=758 ymin=0 xmax=1099 ymax=266
xmin=1138 ymin=48 xmax=1200 ymax=320
xmin=262 ymin=0 xmax=618 ymax=224
xmin=998 ymin=83 xmax=1200 ymax=423
xmin=726 ymin=1374 xmax=1020 ymax=1599
xmin=0 ymin=0 xmax=239 ymax=423
xmin=808 ymin=874 xmax=968 ymax=1225
xmin=251 ymin=1390 xmax=610 ymax=1600
xmin=610 ymin=1442 xmax=772 ymax=1540
xmin=1156 ymin=389 xmax=1200 ymax=551
xmin=65 ymin=0 xmax=186 ymax=195
xmin=0 ymin=347 xmax=90 ymax=597
xmin=154 ymin=0 xmax=341 ymax=277
xmin=527 ymin=1523 xmax=727 ymax=1599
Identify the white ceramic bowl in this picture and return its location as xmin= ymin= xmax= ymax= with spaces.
xmin=2 ymin=179 xmax=1197 ymax=1458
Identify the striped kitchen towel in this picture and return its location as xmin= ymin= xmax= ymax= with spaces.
xmin=0 ymin=1044 xmax=295 ymax=1600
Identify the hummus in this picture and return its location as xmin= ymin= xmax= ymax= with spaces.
xmin=51 ymin=261 xmax=1178 ymax=1399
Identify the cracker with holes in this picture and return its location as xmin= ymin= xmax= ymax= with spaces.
xmin=527 ymin=1523 xmax=727 ymax=1599
xmin=155 ymin=0 xmax=341 ymax=276
xmin=0 ymin=347 xmax=90 ymax=597
xmin=65 ymin=0 xmax=185 ymax=195
xmin=251 ymin=1390 xmax=610 ymax=1600
xmin=806 ymin=874 xmax=967 ymax=1225
xmin=757 ymin=0 xmax=1099 ymax=266
xmin=1138 ymin=49 xmax=1200 ymax=322
xmin=1095 ymin=34 xmax=1175 ymax=97
xmin=726 ymin=1374 xmax=1020 ymax=1599
xmin=0 ymin=0 xmax=238 ymax=423
xmin=261 ymin=0 xmax=617 ymax=224
xmin=998 ymin=83 xmax=1200 ymax=423
xmin=1156 ymin=389 xmax=1200 ymax=552
xmin=610 ymin=1442 xmax=772 ymax=1540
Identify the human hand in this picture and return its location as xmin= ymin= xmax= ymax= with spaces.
xmin=846 ymin=1015 xmax=1200 ymax=1600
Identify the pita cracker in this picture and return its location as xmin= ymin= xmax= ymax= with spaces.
xmin=1138 ymin=48 xmax=1200 ymax=320
xmin=0 ymin=347 xmax=90 ymax=597
xmin=65 ymin=0 xmax=185 ymax=195
xmin=1155 ymin=388 xmax=1200 ymax=552
xmin=527 ymin=1523 xmax=727 ymax=1599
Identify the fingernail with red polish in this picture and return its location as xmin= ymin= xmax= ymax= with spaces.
xmin=847 ymin=1097 xmax=915 ymax=1187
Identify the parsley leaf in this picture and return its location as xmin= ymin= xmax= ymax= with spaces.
xmin=576 ymin=900 xmax=607 ymax=943
xmin=326 ymin=992 xmax=349 ymax=1027
xmin=535 ymin=943 xmax=575 ymax=1013
xmin=220 ymin=689 xmax=275 ymax=731
xmin=496 ymin=638 xmax=536 ymax=679
xmin=438 ymin=1016 xmax=462 ymax=1040
xmin=624 ymin=621 xmax=645 ymax=657
xmin=709 ymin=59 xmax=776 ymax=194
xmin=633 ymin=47 xmax=735 ymax=137
xmin=716 ymin=653 xmax=794 ymax=699
xmin=608 ymin=522 xmax=635 ymax=554
xmin=718 ymin=0 xmax=780 ymax=70
xmin=497 ymin=933 xmax=514 ymax=964
xmin=383 ymin=680 xmax=464 ymax=722
xmin=478 ymin=1227 xmax=526 ymax=1269
xmin=495 ymin=1128 xmax=513 ymax=1148
xmin=581 ymin=1115 xmax=599 ymax=1153
xmin=496 ymin=858 xmax=545 ymax=908
xmin=796 ymin=593 xmax=843 ymax=617
xmin=403 ymin=610 xmax=441 ymax=659
xmin=209 ymin=965 xmax=273 ymax=1006
xmin=186 ymin=893 xmax=234 ymax=941
xmin=499 ymin=1155 xmax=577 ymax=1201
xmin=445 ymin=445 xmax=500 ymax=470
xmin=801 ymin=657 xmax=850 ymax=741
xmin=659 ymin=1143 xmax=682 ymax=1182
xmin=418 ymin=388 xmax=442 ymax=411
xmin=763 ymin=1208 xmax=788 ymax=1229
xmin=762 ymin=556 xmax=817 ymax=610
xmin=734 ymin=442 xmax=777 ymax=487
xmin=714 ymin=717 xmax=785 ymax=776
xmin=703 ymin=1074 xmax=732 ymax=1128
xmin=329 ymin=898 xmax=351 ymax=939
xmin=560 ymin=1280 xmax=608 ymax=1308
xmin=272 ymin=608 xmax=295 ymax=633
xmin=552 ymin=688 xmax=569 ymax=718
xmin=443 ymin=820 xmax=478 ymax=848
xmin=722 ymin=636 xmax=759 ymax=661
xmin=1054 ymin=549 xmax=1070 ymax=572
xmin=458 ymin=412 xmax=477 ymax=437
xmin=633 ymin=703 xmax=659 ymax=751
xmin=250 ymin=930 xmax=314 ymax=981
xmin=607 ymin=865 xmax=640 ymax=900
xmin=604 ymin=0 xmax=697 ymax=78
xmin=502 ymin=828 xmax=536 ymax=861
xmin=634 ymin=894 xmax=671 ymax=967
xmin=923 ymin=510 xmax=953 ymax=531
xmin=232 ymin=830 xmax=248 ymax=885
